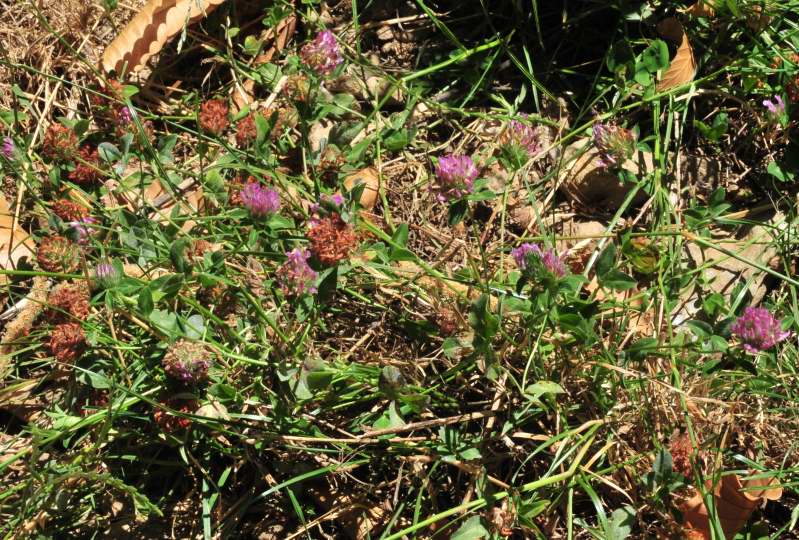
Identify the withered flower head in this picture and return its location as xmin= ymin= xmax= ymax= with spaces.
xmin=307 ymin=213 xmax=358 ymax=266
xmin=153 ymin=397 xmax=198 ymax=433
xmin=52 ymin=199 xmax=89 ymax=222
xmin=37 ymin=235 xmax=81 ymax=274
xmin=49 ymin=322 xmax=86 ymax=364
xmin=68 ymin=145 xmax=103 ymax=185
xmin=235 ymin=113 xmax=257 ymax=147
xmin=162 ymin=339 xmax=213 ymax=385
xmin=42 ymin=124 xmax=79 ymax=162
xmin=199 ymin=99 xmax=230 ymax=136
xmin=46 ymin=282 xmax=90 ymax=323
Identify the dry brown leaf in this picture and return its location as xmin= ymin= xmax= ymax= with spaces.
xmin=0 ymin=192 xmax=35 ymax=287
xmin=656 ymin=18 xmax=697 ymax=91
xmin=680 ymin=473 xmax=782 ymax=539
xmin=684 ymin=1 xmax=717 ymax=18
xmin=343 ymin=167 xmax=380 ymax=211
xmin=102 ymin=0 xmax=229 ymax=74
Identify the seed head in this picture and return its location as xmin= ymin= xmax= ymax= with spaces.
xmin=199 ymin=99 xmax=229 ymax=136
xmin=307 ymin=213 xmax=358 ymax=266
xmin=52 ymin=199 xmax=89 ymax=222
xmin=46 ymin=282 xmax=90 ymax=323
xmin=235 ymin=113 xmax=257 ymax=147
xmin=49 ymin=322 xmax=86 ymax=364
xmin=68 ymin=145 xmax=103 ymax=185
xmin=162 ymin=340 xmax=213 ymax=385
xmin=730 ymin=306 xmax=791 ymax=353
xmin=153 ymin=397 xmax=198 ymax=433
xmin=37 ymin=235 xmax=81 ymax=274
xmin=42 ymin=124 xmax=78 ymax=162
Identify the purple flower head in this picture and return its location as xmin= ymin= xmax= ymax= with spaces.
xmin=301 ymin=30 xmax=343 ymax=75
xmin=2 ymin=137 xmax=15 ymax=159
xmin=94 ymin=262 xmax=122 ymax=288
xmin=277 ymin=248 xmax=318 ymax=297
xmin=731 ymin=307 xmax=791 ymax=353
xmin=763 ymin=95 xmax=786 ymax=117
xmin=592 ymin=122 xmax=635 ymax=169
xmin=309 ymin=193 xmax=346 ymax=225
xmin=240 ymin=182 xmax=281 ymax=217
xmin=505 ymin=115 xmax=541 ymax=156
xmin=117 ymin=106 xmax=132 ymax=125
xmin=69 ymin=217 xmax=98 ymax=245
xmin=512 ymin=242 xmax=567 ymax=278
xmin=434 ymin=154 xmax=479 ymax=202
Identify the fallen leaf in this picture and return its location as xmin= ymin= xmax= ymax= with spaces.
xmin=0 ymin=192 xmax=35 ymax=287
xmin=102 ymin=0 xmax=229 ymax=74
xmin=684 ymin=1 xmax=717 ymax=18
xmin=680 ymin=472 xmax=782 ymax=539
xmin=343 ymin=167 xmax=380 ymax=210
xmin=109 ymin=177 xmax=204 ymax=233
xmin=656 ymin=18 xmax=697 ymax=91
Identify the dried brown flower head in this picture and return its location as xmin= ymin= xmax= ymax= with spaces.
xmin=284 ymin=74 xmax=311 ymax=102
xmin=52 ymin=199 xmax=89 ymax=222
xmin=669 ymin=431 xmax=699 ymax=478
xmin=42 ymin=124 xmax=79 ymax=162
xmin=199 ymin=99 xmax=229 ymax=135
xmin=37 ymin=235 xmax=81 ymax=273
xmin=153 ymin=397 xmax=198 ymax=433
xmin=68 ymin=145 xmax=103 ymax=185
xmin=228 ymin=174 xmax=257 ymax=206
xmin=235 ymin=113 xmax=257 ymax=147
xmin=162 ymin=340 xmax=213 ymax=384
xmin=46 ymin=282 xmax=90 ymax=323
xmin=49 ymin=322 xmax=86 ymax=364
xmin=307 ymin=214 xmax=358 ymax=266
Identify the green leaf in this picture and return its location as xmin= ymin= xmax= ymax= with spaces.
xmin=596 ymin=243 xmax=617 ymax=278
xmin=599 ymin=269 xmax=637 ymax=291
xmin=524 ymin=381 xmax=565 ymax=401
xmin=686 ymin=319 xmax=713 ymax=338
xmin=641 ymin=40 xmax=670 ymax=72
xmin=626 ymin=337 xmax=658 ymax=360
xmin=183 ymin=314 xmax=205 ymax=340
xmin=450 ymin=516 xmax=489 ymax=540
xmin=653 ymin=448 xmax=673 ymax=478
xmin=767 ymin=160 xmax=794 ymax=182
xmin=605 ymin=505 xmax=635 ymax=540
xmin=138 ymin=288 xmax=154 ymax=316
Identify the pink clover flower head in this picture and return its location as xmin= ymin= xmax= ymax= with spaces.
xmin=592 ymin=122 xmax=635 ymax=169
xmin=309 ymin=193 xmax=346 ymax=225
xmin=506 ymin=115 xmax=541 ymax=156
xmin=731 ymin=306 xmax=791 ymax=353
xmin=301 ymin=30 xmax=343 ymax=75
xmin=240 ymin=182 xmax=281 ymax=217
xmin=763 ymin=95 xmax=785 ymax=115
xmin=434 ymin=154 xmax=479 ymax=202
xmin=117 ymin=106 xmax=132 ymax=125
xmin=69 ymin=217 xmax=98 ymax=244
xmin=94 ymin=262 xmax=122 ymax=288
xmin=1 ymin=136 xmax=15 ymax=159
xmin=512 ymin=242 xmax=567 ymax=278
xmin=277 ymin=248 xmax=318 ymax=297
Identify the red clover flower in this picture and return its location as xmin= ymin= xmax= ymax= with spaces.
xmin=301 ymin=30 xmax=343 ymax=75
xmin=276 ymin=248 xmax=318 ymax=296
xmin=505 ymin=115 xmax=541 ymax=156
xmin=69 ymin=216 xmax=98 ymax=245
xmin=94 ymin=262 xmax=121 ymax=288
xmin=591 ymin=122 xmax=635 ymax=169
xmin=162 ymin=340 xmax=213 ymax=384
xmin=512 ymin=243 xmax=567 ymax=278
xmin=2 ymin=136 xmax=15 ymax=160
xmin=434 ymin=154 xmax=479 ymax=202
xmin=763 ymin=95 xmax=785 ymax=115
xmin=730 ymin=306 xmax=791 ymax=353
xmin=240 ymin=182 xmax=281 ymax=217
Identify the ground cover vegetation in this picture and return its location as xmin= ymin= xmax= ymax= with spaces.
xmin=1 ymin=0 xmax=799 ymax=538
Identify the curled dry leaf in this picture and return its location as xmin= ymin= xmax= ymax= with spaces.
xmin=656 ymin=18 xmax=697 ymax=91
xmin=344 ymin=167 xmax=380 ymax=211
xmin=680 ymin=473 xmax=782 ymax=539
xmin=684 ymin=1 xmax=717 ymax=18
xmin=102 ymin=0 xmax=229 ymax=74
xmin=0 ymin=193 xmax=35 ymax=288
